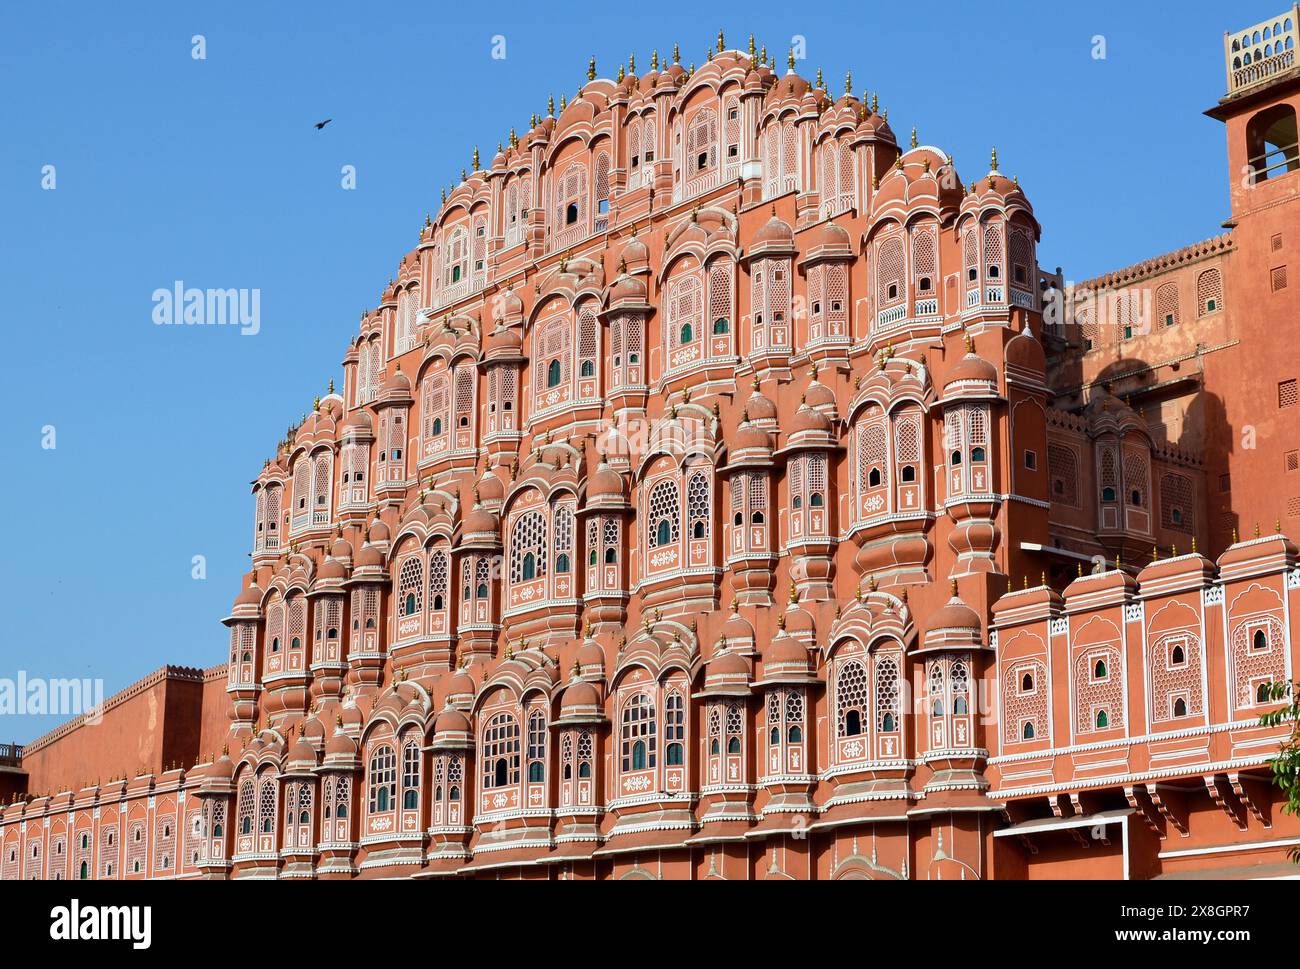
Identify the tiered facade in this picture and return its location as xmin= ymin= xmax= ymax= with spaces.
xmin=7 ymin=15 xmax=1300 ymax=879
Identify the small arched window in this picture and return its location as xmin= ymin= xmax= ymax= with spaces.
xmin=656 ymin=520 xmax=671 ymax=546
xmin=713 ymin=317 xmax=729 ymax=334
xmin=680 ymin=322 xmax=693 ymax=344
xmin=1021 ymin=671 xmax=1034 ymax=692
xmin=522 ymin=553 xmax=536 ymax=581
xmin=1253 ymin=629 xmax=1268 ymax=652
xmin=1093 ymin=659 xmax=1107 ymax=680
xmin=1022 ymin=722 xmax=1035 ymax=740
xmin=844 ymin=709 xmax=862 ymax=737
xmin=1173 ymin=698 xmax=1188 ymax=717
xmin=547 ymin=359 xmax=562 ymax=387
xmin=1096 ymin=709 xmax=1109 ymax=729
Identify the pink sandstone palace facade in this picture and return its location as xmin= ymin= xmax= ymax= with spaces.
xmin=6 ymin=14 xmax=1300 ymax=881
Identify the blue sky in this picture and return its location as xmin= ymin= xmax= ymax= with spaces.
xmin=0 ymin=0 xmax=1270 ymax=744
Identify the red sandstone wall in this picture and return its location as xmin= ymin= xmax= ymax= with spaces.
xmin=21 ymin=668 xmax=205 ymax=795
xmin=197 ymin=665 xmax=232 ymax=760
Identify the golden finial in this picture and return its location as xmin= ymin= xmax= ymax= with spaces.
xmin=1172 ymin=544 xmax=1178 ymax=558
xmin=617 ymin=64 xmax=625 ymax=82
xmin=788 ymin=585 xmax=798 ymax=605
xmin=749 ymin=34 xmax=756 ymax=60
xmin=652 ymin=49 xmax=659 ymax=71
xmin=845 ymin=70 xmax=852 ymax=95
xmin=911 ymin=127 xmax=918 ymax=149
xmin=560 ymin=94 xmax=567 ymax=111
xmin=787 ymin=47 xmax=795 ymax=71
xmin=472 ymin=146 xmax=480 ymax=171
xmin=673 ymin=42 xmax=680 ymax=64
xmin=949 ymin=579 xmax=958 ymax=598
xmin=1192 ymin=536 xmax=1198 ymax=554
xmin=547 ymin=94 xmax=554 ymax=116
xmin=776 ymin=613 xmax=786 ymax=630
xmin=1152 ymin=545 xmax=1159 ymax=562
xmin=815 ymin=66 xmax=823 ymax=89
xmin=1040 ymin=572 xmax=1046 ymax=587
xmin=1077 ymin=562 xmax=1084 ymax=577
xmin=990 ymin=146 xmax=999 ymax=171
xmin=761 ymin=44 xmax=768 ymax=65
xmin=1232 ymin=526 xmax=1239 ymax=543
xmin=871 ymin=92 xmax=879 ymax=113
xmin=1255 ymin=522 xmax=1261 ymax=538
xmin=440 ymin=187 xmax=446 ymax=204
xmin=1276 ymin=518 xmax=1282 ymax=534
xmin=460 ymin=168 xmax=466 ymax=181
xmin=629 ymin=53 xmax=635 ymax=73
xmin=1023 ymin=576 xmax=1029 ymax=590
xmin=588 ymin=55 xmax=596 ymax=82
xmin=731 ymin=595 xmax=739 ymax=612
xmin=868 ymin=575 xmax=878 ymax=593
xmin=717 ymin=28 xmax=725 ymax=51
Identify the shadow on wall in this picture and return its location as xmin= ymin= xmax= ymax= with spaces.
xmin=1048 ymin=344 xmax=1234 ymax=559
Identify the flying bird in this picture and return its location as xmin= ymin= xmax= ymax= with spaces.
xmin=314 ymin=119 xmax=332 ymax=130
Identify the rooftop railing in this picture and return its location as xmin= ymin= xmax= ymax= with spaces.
xmin=1226 ymin=5 xmax=1300 ymax=94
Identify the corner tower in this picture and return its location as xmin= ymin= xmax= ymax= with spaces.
xmin=1206 ymin=8 xmax=1300 ymax=545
